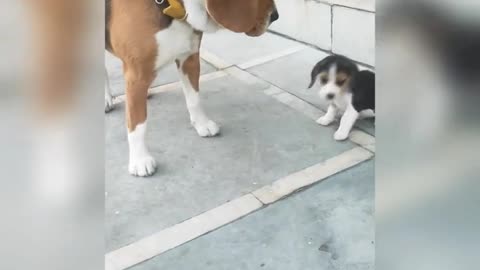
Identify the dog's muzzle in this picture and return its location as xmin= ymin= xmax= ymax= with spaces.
xmin=269 ymin=6 xmax=279 ymax=24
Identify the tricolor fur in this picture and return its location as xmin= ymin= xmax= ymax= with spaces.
xmin=309 ymin=55 xmax=375 ymax=141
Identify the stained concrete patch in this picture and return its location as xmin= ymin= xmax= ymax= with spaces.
xmin=130 ymin=160 xmax=375 ymax=270
xmin=105 ymin=75 xmax=357 ymax=251
xmin=247 ymin=47 xmax=375 ymax=135
xmin=202 ymin=30 xmax=303 ymax=66
xmin=105 ymin=52 xmax=217 ymax=97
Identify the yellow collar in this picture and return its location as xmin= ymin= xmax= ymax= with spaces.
xmin=156 ymin=0 xmax=188 ymax=21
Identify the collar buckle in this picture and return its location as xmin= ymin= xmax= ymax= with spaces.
xmin=155 ymin=0 xmax=188 ymax=21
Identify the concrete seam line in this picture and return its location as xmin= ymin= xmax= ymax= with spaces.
xmin=105 ymin=194 xmax=263 ymax=270
xmin=252 ymin=147 xmax=374 ymax=204
xmin=224 ymin=66 xmax=375 ymax=151
xmin=265 ymin=86 xmax=375 ymax=151
xmin=111 ymin=70 xmax=228 ymax=105
xmin=331 ymin=3 xmax=375 ymax=14
xmin=223 ymin=66 xmax=267 ymax=87
xmin=105 ymin=147 xmax=372 ymax=269
xmin=267 ymin=30 xmax=375 ymax=70
xmin=348 ymin=130 xmax=375 ymax=153
xmin=199 ymin=48 xmax=232 ymax=69
xmin=237 ymin=45 xmax=307 ymax=69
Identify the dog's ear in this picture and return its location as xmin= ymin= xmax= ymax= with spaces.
xmin=308 ymin=58 xmax=329 ymax=89
xmin=206 ymin=0 xmax=258 ymax=33
xmin=308 ymin=65 xmax=320 ymax=89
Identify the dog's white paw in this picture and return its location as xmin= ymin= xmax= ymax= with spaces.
xmin=193 ymin=120 xmax=220 ymax=137
xmin=334 ymin=130 xmax=349 ymax=141
xmin=105 ymin=95 xmax=114 ymax=113
xmin=316 ymin=116 xmax=333 ymax=126
xmin=129 ymin=155 xmax=157 ymax=177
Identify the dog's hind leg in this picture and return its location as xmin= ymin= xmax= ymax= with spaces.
xmin=105 ymin=67 xmax=114 ymax=113
xmin=176 ymin=33 xmax=220 ymax=137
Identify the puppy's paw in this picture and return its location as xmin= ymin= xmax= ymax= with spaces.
xmin=316 ymin=116 xmax=333 ymax=126
xmin=334 ymin=130 xmax=349 ymax=141
xmin=129 ymin=155 xmax=157 ymax=177
xmin=105 ymin=95 xmax=114 ymax=113
xmin=193 ymin=120 xmax=220 ymax=137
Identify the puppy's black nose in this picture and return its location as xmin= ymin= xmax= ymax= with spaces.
xmin=270 ymin=8 xmax=279 ymax=24
xmin=326 ymin=93 xmax=335 ymax=100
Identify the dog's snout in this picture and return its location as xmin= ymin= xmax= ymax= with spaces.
xmin=326 ymin=93 xmax=335 ymax=100
xmin=270 ymin=7 xmax=279 ymax=24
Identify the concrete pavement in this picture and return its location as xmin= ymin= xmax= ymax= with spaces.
xmin=105 ymin=30 xmax=375 ymax=270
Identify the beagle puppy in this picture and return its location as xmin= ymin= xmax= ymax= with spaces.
xmin=105 ymin=0 xmax=279 ymax=176
xmin=308 ymin=55 xmax=375 ymax=141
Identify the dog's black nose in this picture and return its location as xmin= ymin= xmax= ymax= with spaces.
xmin=270 ymin=8 xmax=279 ymax=24
xmin=326 ymin=93 xmax=335 ymax=100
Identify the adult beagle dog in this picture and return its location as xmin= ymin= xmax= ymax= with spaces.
xmin=105 ymin=0 xmax=279 ymax=176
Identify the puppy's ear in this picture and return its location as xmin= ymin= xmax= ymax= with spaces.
xmin=308 ymin=58 xmax=329 ymax=89
xmin=308 ymin=72 xmax=317 ymax=89
xmin=206 ymin=0 xmax=258 ymax=33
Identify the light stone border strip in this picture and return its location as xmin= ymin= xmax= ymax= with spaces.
xmin=112 ymin=70 xmax=228 ymax=105
xmin=200 ymin=48 xmax=232 ymax=69
xmin=106 ymin=194 xmax=263 ymax=270
xmin=270 ymin=91 xmax=325 ymax=121
xmin=106 ymin=146 xmax=373 ymax=270
xmin=271 ymin=90 xmax=375 ymax=153
xmin=252 ymin=147 xmax=373 ymax=204
xmin=201 ymin=45 xmax=307 ymax=71
xmin=237 ymin=45 xmax=307 ymax=69
xmin=105 ymin=53 xmax=376 ymax=270
xmin=349 ymin=130 xmax=375 ymax=152
xmin=226 ymin=66 xmax=376 ymax=153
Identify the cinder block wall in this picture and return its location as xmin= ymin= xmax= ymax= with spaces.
xmin=270 ymin=0 xmax=375 ymax=66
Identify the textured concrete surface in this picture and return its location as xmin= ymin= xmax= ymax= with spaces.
xmin=105 ymin=52 xmax=217 ymax=97
xmin=131 ymin=159 xmax=375 ymax=270
xmin=202 ymin=30 xmax=302 ymax=66
xmin=105 ymin=28 xmax=375 ymax=268
xmin=105 ymin=75 xmax=357 ymax=251
xmin=247 ymin=47 xmax=375 ymax=135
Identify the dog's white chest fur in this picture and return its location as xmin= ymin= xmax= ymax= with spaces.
xmin=154 ymin=1 xmax=221 ymax=70
xmin=332 ymin=93 xmax=352 ymax=112
xmin=154 ymin=21 xmax=195 ymax=69
xmin=184 ymin=0 xmax=220 ymax=32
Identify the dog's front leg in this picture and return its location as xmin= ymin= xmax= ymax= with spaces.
xmin=176 ymin=33 xmax=220 ymax=137
xmin=317 ymin=104 xmax=338 ymax=126
xmin=334 ymin=104 xmax=359 ymax=141
xmin=124 ymin=64 xmax=157 ymax=177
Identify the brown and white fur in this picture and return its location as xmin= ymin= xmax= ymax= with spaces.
xmin=105 ymin=0 xmax=279 ymax=176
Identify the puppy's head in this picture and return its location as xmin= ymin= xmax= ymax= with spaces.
xmin=206 ymin=0 xmax=279 ymax=36
xmin=308 ymin=55 xmax=358 ymax=101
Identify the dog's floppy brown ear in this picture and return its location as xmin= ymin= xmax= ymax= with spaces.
xmin=206 ymin=0 xmax=258 ymax=33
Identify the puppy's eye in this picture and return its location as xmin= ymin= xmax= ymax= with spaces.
xmin=336 ymin=79 xmax=346 ymax=86
xmin=320 ymin=77 xmax=328 ymax=84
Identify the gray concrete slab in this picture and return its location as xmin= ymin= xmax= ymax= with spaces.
xmin=247 ymin=47 xmax=375 ymax=135
xmin=106 ymin=75 xmax=358 ymax=251
xmin=131 ymin=159 xmax=375 ymax=270
xmin=202 ymin=30 xmax=303 ymax=66
xmin=105 ymin=52 xmax=217 ymax=97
